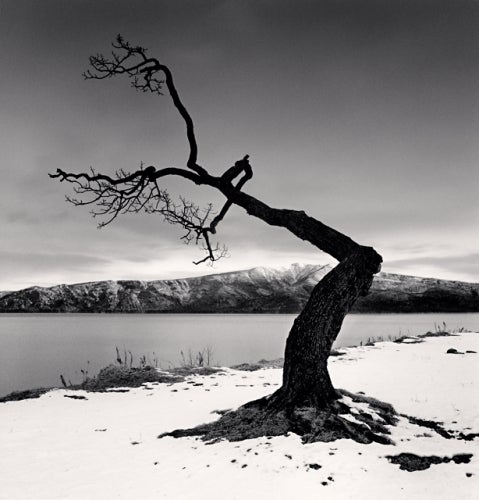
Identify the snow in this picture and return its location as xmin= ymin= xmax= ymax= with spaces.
xmin=0 ymin=333 xmax=478 ymax=499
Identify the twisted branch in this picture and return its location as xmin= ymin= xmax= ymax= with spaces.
xmin=84 ymin=35 xmax=206 ymax=176
xmin=51 ymin=36 xmax=368 ymax=266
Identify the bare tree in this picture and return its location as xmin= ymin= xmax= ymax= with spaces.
xmin=51 ymin=36 xmax=392 ymax=443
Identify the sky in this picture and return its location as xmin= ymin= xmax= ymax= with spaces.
xmin=0 ymin=0 xmax=478 ymax=290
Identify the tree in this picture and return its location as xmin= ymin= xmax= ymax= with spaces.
xmin=51 ymin=36 xmax=393 ymax=444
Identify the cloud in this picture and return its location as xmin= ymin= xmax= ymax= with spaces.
xmin=4 ymin=210 xmax=40 ymax=225
xmin=0 ymin=252 xmax=111 ymax=289
xmin=384 ymin=253 xmax=479 ymax=282
xmin=1 ymin=0 xmax=477 ymax=288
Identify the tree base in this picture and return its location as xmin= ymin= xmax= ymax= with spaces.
xmin=159 ymin=389 xmax=398 ymax=446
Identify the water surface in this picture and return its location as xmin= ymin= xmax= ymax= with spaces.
xmin=1 ymin=312 xmax=478 ymax=396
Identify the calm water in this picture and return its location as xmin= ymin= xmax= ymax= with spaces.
xmin=1 ymin=313 xmax=478 ymax=396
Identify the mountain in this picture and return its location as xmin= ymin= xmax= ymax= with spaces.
xmin=0 ymin=263 xmax=478 ymax=313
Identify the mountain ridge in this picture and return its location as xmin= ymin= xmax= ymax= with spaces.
xmin=1 ymin=263 xmax=478 ymax=313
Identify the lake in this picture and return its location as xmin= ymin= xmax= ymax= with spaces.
xmin=1 ymin=312 xmax=478 ymax=397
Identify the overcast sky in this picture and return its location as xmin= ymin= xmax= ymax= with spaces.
xmin=1 ymin=0 xmax=478 ymax=290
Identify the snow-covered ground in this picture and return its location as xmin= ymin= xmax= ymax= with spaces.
xmin=0 ymin=333 xmax=478 ymax=499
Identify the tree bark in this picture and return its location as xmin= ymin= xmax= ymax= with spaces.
xmin=215 ymin=183 xmax=361 ymax=262
xmin=214 ymin=183 xmax=383 ymax=409
xmin=271 ymin=246 xmax=382 ymax=409
xmin=53 ymin=160 xmax=383 ymax=410
xmin=51 ymin=38 xmax=384 ymax=411
xmin=160 ymin=245 xmax=388 ymax=444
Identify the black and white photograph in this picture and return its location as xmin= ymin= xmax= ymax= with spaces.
xmin=0 ymin=1 xmax=478 ymax=498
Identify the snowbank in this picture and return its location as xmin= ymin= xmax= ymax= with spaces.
xmin=0 ymin=333 xmax=478 ymax=499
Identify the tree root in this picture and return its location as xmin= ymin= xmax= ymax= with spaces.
xmin=159 ymin=389 xmax=398 ymax=445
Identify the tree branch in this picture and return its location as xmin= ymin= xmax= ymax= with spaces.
xmin=83 ymin=34 xmax=206 ymax=177
xmin=50 ymin=164 xmax=228 ymax=264
xmin=51 ymin=36 xmax=379 ymax=268
xmin=209 ymin=155 xmax=253 ymax=233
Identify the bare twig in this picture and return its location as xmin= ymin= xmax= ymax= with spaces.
xmin=84 ymin=34 xmax=205 ymax=176
xmin=50 ymin=36 xmax=362 ymax=265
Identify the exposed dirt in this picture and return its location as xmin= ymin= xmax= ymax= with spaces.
xmin=159 ymin=389 xmax=398 ymax=445
xmin=419 ymin=331 xmax=457 ymax=338
xmin=231 ymin=359 xmax=284 ymax=371
xmin=404 ymin=415 xmax=454 ymax=439
xmin=0 ymin=387 xmax=52 ymax=403
xmin=0 ymin=364 xmax=224 ymax=402
xmin=168 ymin=366 xmax=224 ymax=377
xmin=79 ymin=365 xmax=183 ymax=391
xmin=386 ymin=452 xmax=473 ymax=471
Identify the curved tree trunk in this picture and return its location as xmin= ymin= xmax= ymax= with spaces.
xmin=52 ymin=39 xmax=391 ymax=442
xmin=272 ymin=246 xmax=382 ymax=409
xmin=218 ymin=183 xmax=383 ymax=409
xmin=162 ymin=245 xmax=389 ymax=444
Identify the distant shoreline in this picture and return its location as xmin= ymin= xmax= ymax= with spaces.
xmin=1 ymin=264 xmax=478 ymax=314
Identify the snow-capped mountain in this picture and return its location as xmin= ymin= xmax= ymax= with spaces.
xmin=0 ymin=263 xmax=478 ymax=313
